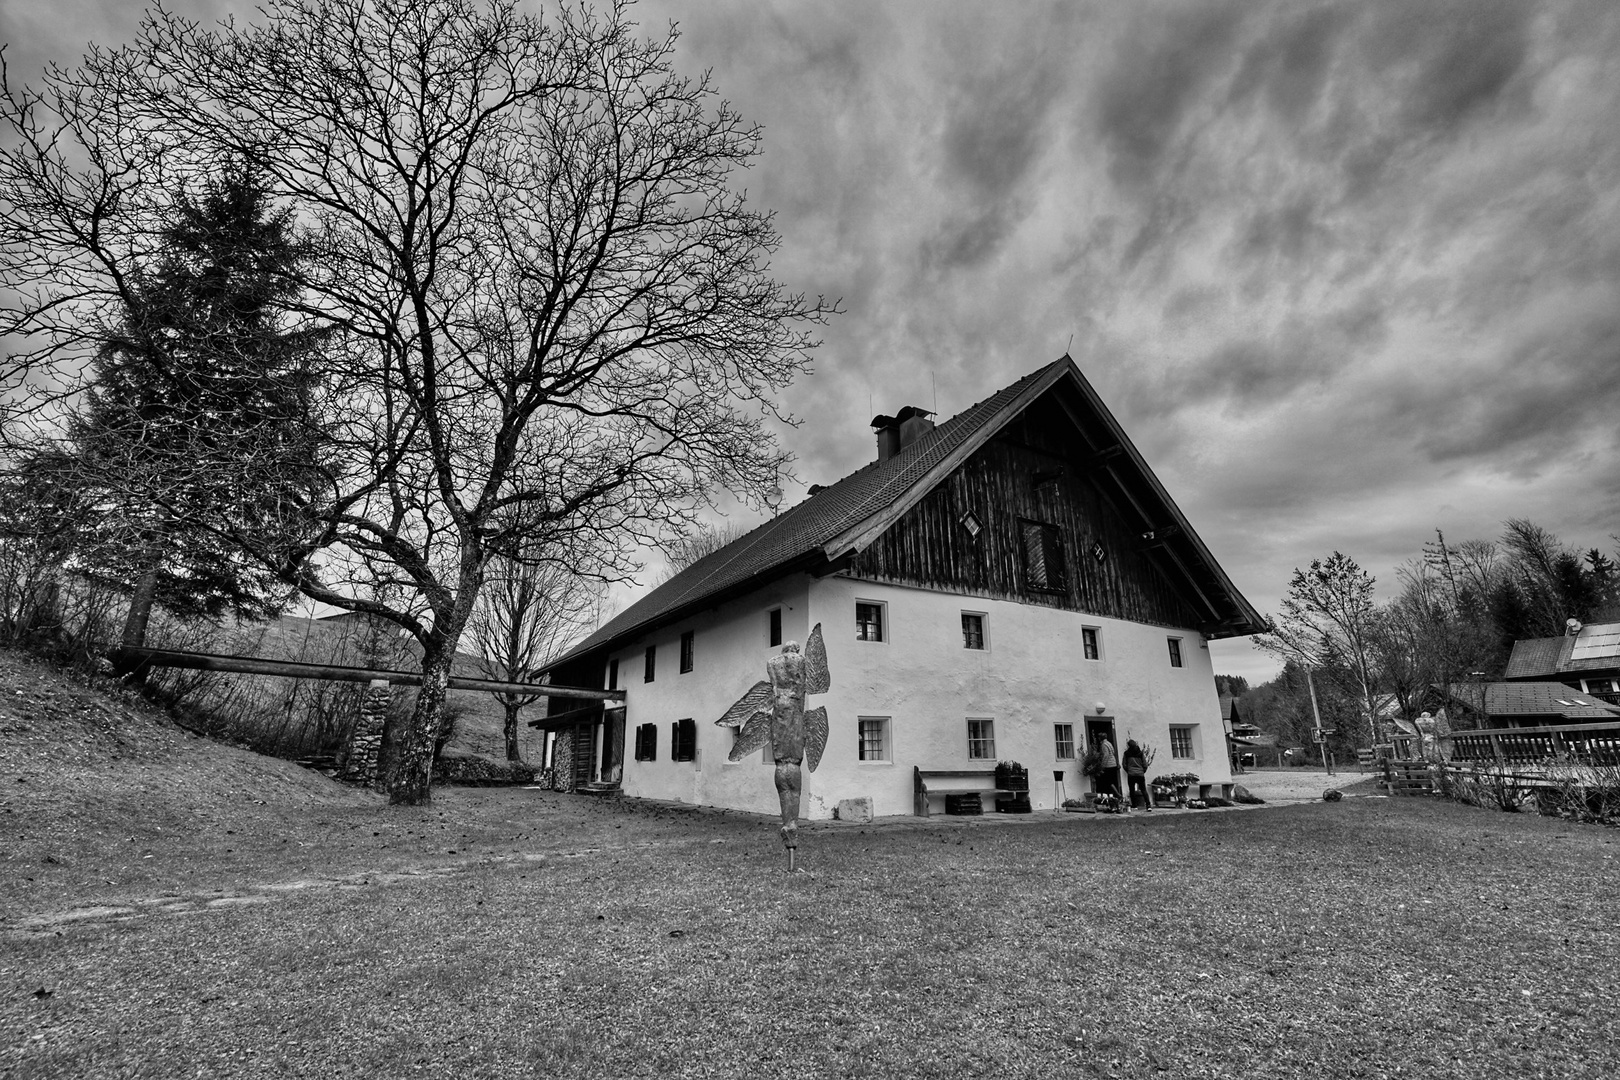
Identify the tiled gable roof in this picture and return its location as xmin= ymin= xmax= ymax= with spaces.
xmin=547 ymin=354 xmax=1265 ymax=671
xmin=1505 ymin=626 xmax=1620 ymax=679
xmin=558 ymin=363 xmax=1059 ymax=662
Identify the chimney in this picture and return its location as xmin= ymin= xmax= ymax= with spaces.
xmin=871 ymin=414 xmax=902 ymax=461
xmin=897 ymin=405 xmax=935 ymax=449
xmin=871 ymin=406 xmax=936 ymax=462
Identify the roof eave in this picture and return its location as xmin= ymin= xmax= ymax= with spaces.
xmin=539 ymin=548 xmax=832 ymax=676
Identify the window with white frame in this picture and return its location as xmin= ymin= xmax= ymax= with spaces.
xmin=1082 ymin=627 xmax=1100 ymax=661
xmin=1054 ymin=723 xmax=1076 ymax=760
xmin=858 ymin=717 xmax=891 ymax=763
xmin=856 ymin=601 xmax=885 ymax=642
xmin=967 ymin=717 xmax=996 ymax=760
xmin=1167 ymin=637 xmax=1184 ymax=668
xmin=1169 ymin=725 xmax=1195 ymax=759
xmin=961 ymin=612 xmax=985 ymax=650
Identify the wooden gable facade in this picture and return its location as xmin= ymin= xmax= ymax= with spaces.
xmin=847 ymin=411 xmax=1202 ymax=630
xmin=845 ymin=380 xmax=1232 ymax=635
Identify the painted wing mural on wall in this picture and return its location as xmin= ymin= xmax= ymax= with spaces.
xmin=715 ymin=622 xmax=830 ymax=770
xmin=804 ymin=622 xmax=829 ymax=695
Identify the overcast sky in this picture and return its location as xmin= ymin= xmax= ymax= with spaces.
xmin=6 ymin=0 xmax=1619 ymax=683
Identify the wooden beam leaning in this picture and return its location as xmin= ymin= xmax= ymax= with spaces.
xmin=111 ymin=645 xmax=626 ymax=701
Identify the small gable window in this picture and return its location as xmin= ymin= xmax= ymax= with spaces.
xmin=680 ymin=630 xmax=695 ymax=673
xmin=1021 ymin=519 xmax=1067 ymax=592
xmin=644 ymin=645 xmax=656 ymax=683
xmin=1168 ymin=637 xmax=1184 ymax=668
xmin=962 ymin=612 xmax=985 ymax=650
xmin=1082 ymin=627 xmax=1100 ymax=661
xmin=769 ymin=608 xmax=782 ymax=647
xmin=856 ymin=601 xmax=885 ymax=642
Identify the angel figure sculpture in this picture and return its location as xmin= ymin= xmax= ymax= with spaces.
xmin=714 ymin=622 xmax=830 ymax=871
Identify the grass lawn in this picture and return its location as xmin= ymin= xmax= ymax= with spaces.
xmin=3 ymin=654 xmax=1619 ymax=1078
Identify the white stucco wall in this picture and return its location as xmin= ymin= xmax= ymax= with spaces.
xmin=607 ymin=572 xmax=1231 ymax=820
xmin=805 ymin=578 xmax=1231 ymax=818
xmin=609 ymin=574 xmax=812 ymax=816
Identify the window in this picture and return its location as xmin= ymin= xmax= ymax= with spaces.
xmin=672 ymin=718 xmax=697 ymax=762
xmin=1021 ymin=519 xmax=1067 ymax=591
xmin=680 ymin=630 xmax=695 ymax=673
xmin=1170 ymin=725 xmax=1195 ymax=759
xmin=1167 ymin=637 xmax=1184 ymax=668
xmin=962 ymin=612 xmax=985 ymax=650
xmin=1082 ymin=627 xmax=1100 ymax=661
xmin=967 ymin=718 xmax=996 ymax=760
xmin=1054 ymin=723 xmax=1076 ymax=760
xmin=769 ymin=608 xmax=783 ymax=647
xmin=644 ymin=645 xmax=656 ymax=683
xmin=858 ymin=717 xmax=891 ymax=763
xmin=856 ymin=601 xmax=885 ymax=642
xmin=634 ymin=723 xmax=657 ymax=761
xmin=960 ymin=511 xmax=982 ymax=539
xmin=608 ymin=658 xmax=619 ymax=690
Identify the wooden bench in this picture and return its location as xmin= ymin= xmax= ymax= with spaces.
xmin=914 ymin=767 xmax=1015 ymax=817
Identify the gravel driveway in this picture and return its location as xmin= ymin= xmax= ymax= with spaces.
xmin=1232 ymin=767 xmax=1382 ymax=804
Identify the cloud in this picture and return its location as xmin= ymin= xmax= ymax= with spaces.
xmin=10 ymin=0 xmax=1620 ymax=688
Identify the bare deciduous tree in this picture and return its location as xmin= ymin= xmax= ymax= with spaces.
xmin=0 ymin=0 xmax=832 ymax=804
xmin=469 ymin=554 xmax=602 ymax=762
xmin=1254 ymin=551 xmax=1385 ymax=747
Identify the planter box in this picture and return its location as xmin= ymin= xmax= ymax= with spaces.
xmin=995 ymin=793 xmax=1032 ymax=814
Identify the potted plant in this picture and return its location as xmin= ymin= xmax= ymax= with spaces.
xmin=994 ymin=760 xmax=1029 ymax=791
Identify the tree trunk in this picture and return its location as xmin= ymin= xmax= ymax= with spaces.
xmin=121 ymin=566 xmax=159 ymax=647
xmin=388 ymin=645 xmax=455 ymax=806
xmin=503 ymin=699 xmax=524 ymax=762
xmin=117 ymin=565 xmax=160 ymax=684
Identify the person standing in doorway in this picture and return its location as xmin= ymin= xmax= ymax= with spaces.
xmin=1098 ymin=734 xmax=1119 ymax=799
xmin=1123 ymin=739 xmax=1151 ymax=811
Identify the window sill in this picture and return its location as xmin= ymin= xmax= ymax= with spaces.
xmin=857 ymin=760 xmax=893 ymax=767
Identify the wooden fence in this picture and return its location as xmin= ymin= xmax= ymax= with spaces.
xmin=1449 ymin=721 xmax=1620 ymax=766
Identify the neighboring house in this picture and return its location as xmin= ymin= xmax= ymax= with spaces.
xmin=1503 ymin=622 xmax=1620 ymax=706
xmin=539 ymin=356 xmax=1266 ymax=817
xmin=1433 ymin=681 xmax=1620 ymax=729
xmin=1220 ymin=693 xmax=1276 ymax=769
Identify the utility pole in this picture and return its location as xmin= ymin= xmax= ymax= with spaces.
xmin=1306 ymin=667 xmax=1334 ymax=776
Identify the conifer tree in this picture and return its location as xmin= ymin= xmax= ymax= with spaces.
xmin=63 ymin=166 xmax=324 ymax=647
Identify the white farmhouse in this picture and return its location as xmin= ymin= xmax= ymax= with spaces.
xmin=538 ymin=356 xmax=1265 ymax=817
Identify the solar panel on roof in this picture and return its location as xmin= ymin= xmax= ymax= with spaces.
xmin=1569 ymin=623 xmax=1620 ymax=661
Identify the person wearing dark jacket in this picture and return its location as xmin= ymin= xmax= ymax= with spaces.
xmin=1123 ymin=739 xmax=1151 ymax=811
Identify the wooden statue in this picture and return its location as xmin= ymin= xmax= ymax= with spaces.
xmin=714 ymin=623 xmax=830 ymax=871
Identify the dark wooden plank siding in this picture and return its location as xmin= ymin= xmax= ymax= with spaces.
xmin=846 ymin=403 xmax=1204 ymax=629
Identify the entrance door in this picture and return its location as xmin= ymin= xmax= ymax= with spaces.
xmin=1085 ymin=717 xmax=1119 ymax=795
xmin=570 ymin=722 xmax=595 ymax=788
xmin=601 ymin=707 xmax=626 ymax=785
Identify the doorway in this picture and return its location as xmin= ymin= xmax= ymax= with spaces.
xmin=601 ymin=707 xmax=626 ymax=785
xmin=1085 ymin=717 xmax=1119 ymax=797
